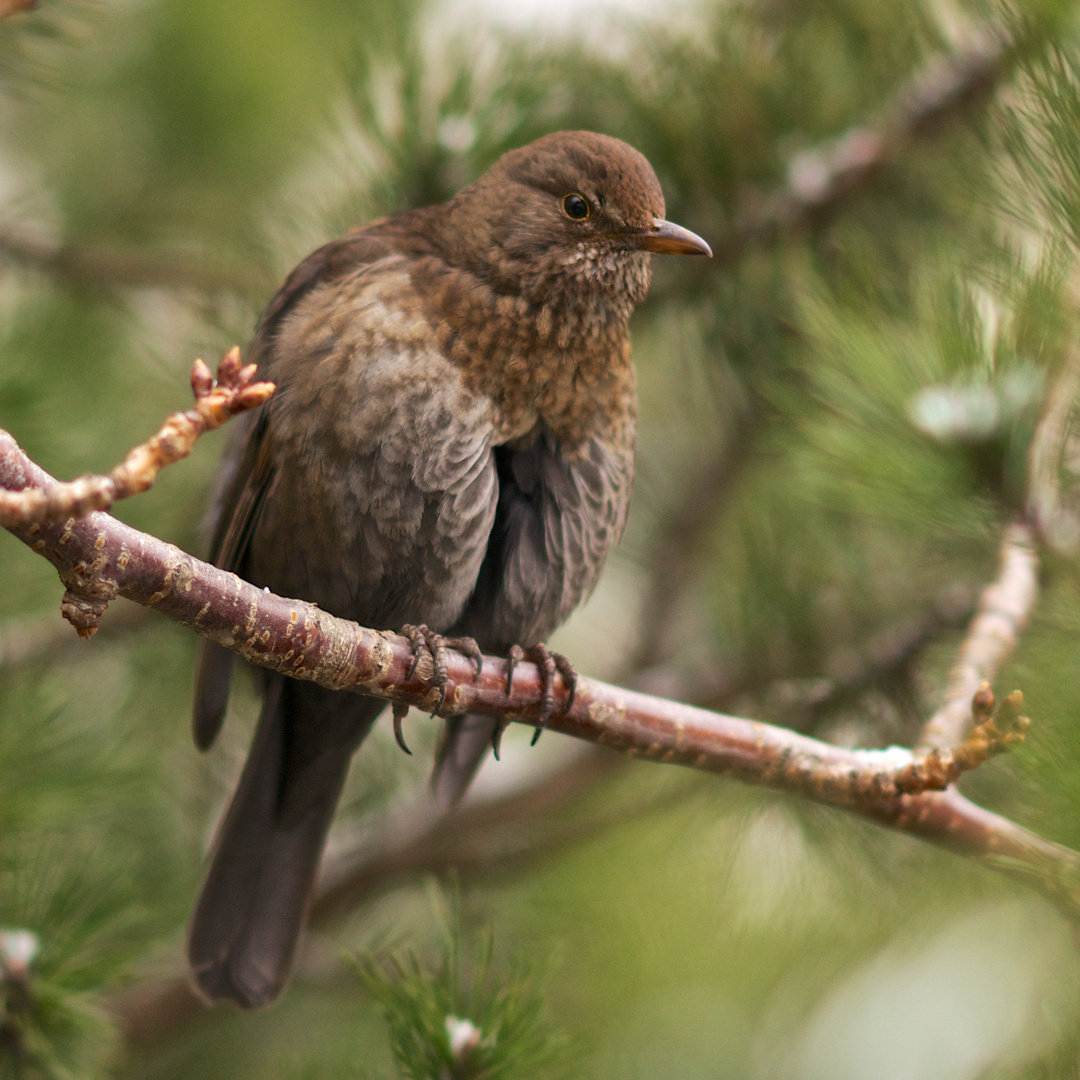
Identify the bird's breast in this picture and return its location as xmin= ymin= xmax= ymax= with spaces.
xmin=407 ymin=256 xmax=637 ymax=451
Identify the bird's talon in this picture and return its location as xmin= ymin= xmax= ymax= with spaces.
xmin=432 ymin=684 xmax=448 ymax=717
xmin=501 ymin=642 xmax=576 ymax=748
xmin=491 ymin=719 xmax=509 ymax=761
xmin=392 ymin=702 xmax=412 ymax=755
xmin=554 ymin=653 xmax=578 ymax=715
xmin=402 ymin=624 xmax=425 ymax=681
xmin=506 ymin=644 xmax=525 ymax=696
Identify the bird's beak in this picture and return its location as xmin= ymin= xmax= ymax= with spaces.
xmin=631 ymin=217 xmax=713 ymax=257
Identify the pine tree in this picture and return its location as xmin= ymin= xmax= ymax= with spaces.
xmin=4 ymin=0 xmax=1080 ymax=1077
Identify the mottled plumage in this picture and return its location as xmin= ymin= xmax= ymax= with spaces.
xmin=188 ymin=131 xmax=710 ymax=1009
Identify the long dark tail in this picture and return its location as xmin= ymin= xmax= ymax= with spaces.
xmin=192 ymin=640 xmax=235 ymax=751
xmin=188 ymin=677 xmax=382 ymax=1008
xmin=430 ymin=713 xmax=498 ymax=810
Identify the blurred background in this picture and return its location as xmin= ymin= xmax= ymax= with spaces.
xmin=3 ymin=0 xmax=1080 ymax=1076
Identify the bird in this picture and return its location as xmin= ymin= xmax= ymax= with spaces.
xmin=187 ymin=130 xmax=711 ymax=1009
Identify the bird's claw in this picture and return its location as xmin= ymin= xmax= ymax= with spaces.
xmin=449 ymin=636 xmax=484 ymax=679
xmin=400 ymin=624 xmax=482 ymax=716
xmin=505 ymin=644 xmax=526 ymax=696
xmin=391 ymin=702 xmax=412 ymax=755
xmin=491 ymin=718 xmax=510 ymax=761
xmin=502 ymin=642 xmax=578 ymax=747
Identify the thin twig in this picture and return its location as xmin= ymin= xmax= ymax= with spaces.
xmin=918 ymin=522 xmax=1037 ymax=749
xmin=0 ymin=348 xmax=272 ymax=531
xmin=917 ymin=326 xmax=1080 ymax=751
xmin=0 ymin=349 xmax=272 ymax=638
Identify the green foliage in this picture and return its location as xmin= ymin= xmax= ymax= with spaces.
xmin=1 ymin=953 xmax=118 ymax=1080
xmin=355 ymin=891 xmax=560 ymax=1080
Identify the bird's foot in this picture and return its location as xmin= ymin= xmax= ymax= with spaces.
xmin=400 ymin=624 xmax=483 ymax=718
xmin=499 ymin=642 xmax=578 ymax=753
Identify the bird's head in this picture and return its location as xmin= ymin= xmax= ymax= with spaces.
xmin=434 ymin=131 xmax=710 ymax=318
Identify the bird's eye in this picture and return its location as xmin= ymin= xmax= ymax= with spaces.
xmin=562 ymin=193 xmax=590 ymax=220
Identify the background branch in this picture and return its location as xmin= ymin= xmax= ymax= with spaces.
xmin=630 ymin=19 xmax=1025 ymax=697
xmin=1028 ymin=337 xmax=1080 ymax=551
xmin=715 ymin=19 xmax=1015 ymax=261
xmin=918 ymin=522 xmax=1038 ymax=749
xmin=0 ymin=226 xmax=253 ymax=295
xmin=105 ymin=545 xmax=979 ymax=1046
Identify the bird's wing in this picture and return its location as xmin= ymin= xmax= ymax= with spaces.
xmin=238 ymin=252 xmax=499 ymax=626
xmin=432 ymin=429 xmax=634 ymax=807
xmin=461 ymin=429 xmax=634 ymax=649
xmin=190 ymin=410 xmax=275 ymax=750
xmin=192 ymin=232 xmax=420 ymax=751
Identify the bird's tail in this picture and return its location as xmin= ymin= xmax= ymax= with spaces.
xmin=192 ymin=639 xmax=235 ymax=751
xmin=188 ymin=677 xmax=381 ymax=1008
xmin=430 ymin=712 xmax=498 ymax=810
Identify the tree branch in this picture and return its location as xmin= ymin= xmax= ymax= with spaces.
xmin=0 ymin=429 xmax=1066 ymax=881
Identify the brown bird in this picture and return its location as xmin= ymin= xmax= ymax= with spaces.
xmin=188 ymin=130 xmax=711 ymax=1008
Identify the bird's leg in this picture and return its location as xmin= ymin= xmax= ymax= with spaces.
xmin=502 ymin=642 xmax=578 ymax=748
xmin=400 ymin=624 xmax=483 ymax=716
